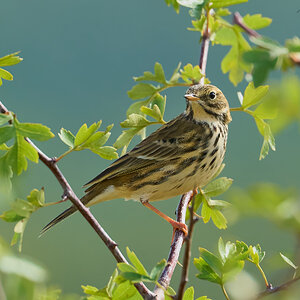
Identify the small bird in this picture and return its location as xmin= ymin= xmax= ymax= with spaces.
xmin=41 ymin=84 xmax=231 ymax=236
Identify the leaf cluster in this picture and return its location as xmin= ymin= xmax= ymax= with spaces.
xmin=0 ymin=52 xmax=23 ymax=86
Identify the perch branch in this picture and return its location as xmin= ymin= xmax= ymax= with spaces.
xmin=153 ymin=191 xmax=194 ymax=300
xmin=0 ymin=100 xmax=156 ymax=300
xmin=256 ymin=276 xmax=300 ymax=299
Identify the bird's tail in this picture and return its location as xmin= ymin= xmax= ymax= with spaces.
xmin=39 ymin=205 xmax=77 ymax=237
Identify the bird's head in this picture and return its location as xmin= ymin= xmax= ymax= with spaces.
xmin=184 ymin=84 xmax=232 ymax=124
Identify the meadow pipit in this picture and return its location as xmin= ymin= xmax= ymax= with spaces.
xmin=41 ymin=84 xmax=231 ymax=236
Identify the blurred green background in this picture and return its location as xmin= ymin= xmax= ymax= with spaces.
xmin=1 ymin=0 xmax=300 ymax=299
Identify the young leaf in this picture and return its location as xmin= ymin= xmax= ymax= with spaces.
xmin=27 ymin=188 xmax=45 ymax=207
xmin=279 ymin=253 xmax=298 ymax=270
xmin=0 ymin=52 xmax=23 ymax=67
xmin=249 ymin=245 xmax=265 ymax=264
xmin=91 ymin=146 xmax=118 ymax=160
xmin=218 ymin=237 xmax=226 ymax=263
xmin=126 ymin=248 xmax=149 ymax=276
xmin=0 ymin=210 xmax=24 ymax=223
xmin=74 ymin=122 xmax=101 ymax=146
xmin=58 ymin=128 xmax=75 ymax=147
xmin=112 ymin=280 xmax=142 ymax=300
xmin=242 ymin=82 xmax=269 ymax=109
xmin=243 ymin=14 xmax=272 ymax=30
xmin=0 ymin=112 xmax=13 ymax=125
xmin=201 ymin=200 xmax=212 ymax=223
xmin=204 ymin=177 xmax=233 ymax=198
xmin=16 ymin=122 xmax=55 ymax=141
xmin=211 ymin=209 xmax=227 ymax=229
xmin=199 ymin=248 xmax=223 ymax=274
xmin=181 ymin=64 xmax=204 ymax=83
xmin=140 ymin=105 xmax=164 ymax=122
xmin=0 ymin=155 xmax=13 ymax=191
xmin=127 ymin=83 xmax=157 ymax=100
xmin=194 ymin=257 xmax=222 ymax=284
xmin=113 ymin=128 xmax=141 ymax=149
xmin=107 ymin=269 xmax=118 ymax=297
xmin=120 ymin=114 xmax=151 ymax=128
xmin=0 ymin=126 xmax=15 ymax=144
xmin=149 ymin=259 xmax=166 ymax=281
xmin=117 ymin=263 xmax=137 ymax=273
xmin=183 ymin=286 xmax=194 ymax=300
xmin=164 ymin=0 xmax=180 ymax=13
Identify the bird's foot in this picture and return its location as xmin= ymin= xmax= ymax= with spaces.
xmin=169 ymin=219 xmax=188 ymax=243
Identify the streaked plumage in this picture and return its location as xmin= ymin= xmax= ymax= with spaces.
xmin=41 ymin=84 xmax=231 ymax=235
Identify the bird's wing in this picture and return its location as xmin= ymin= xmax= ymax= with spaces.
xmin=84 ymin=114 xmax=204 ymax=188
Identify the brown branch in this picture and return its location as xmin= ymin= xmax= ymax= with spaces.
xmin=233 ymin=12 xmax=261 ymax=38
xmin=153 ymin=191 xmax=193 ymax=300
xmin=256 ymin=276 xmax=300 ymax=299
xmin=176 ymin=196 xmax=198 ymax=300
xmin=0 ymin=100 xmax=156 ymax=300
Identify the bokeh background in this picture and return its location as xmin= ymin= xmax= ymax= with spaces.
xmin=1 ymin=0 xmax=300 ymax=299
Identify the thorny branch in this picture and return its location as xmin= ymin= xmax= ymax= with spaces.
xmin=0 ymin=101 xmax=156 ymax=300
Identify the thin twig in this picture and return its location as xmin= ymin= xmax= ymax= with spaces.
xmin=176 ymin=195 xmax=199 ymax=300
xmin=256 ymin=276 xmax=300 ymax=299
xmin=153 ymin=191 xmax=193 ymax=300
xmin=233 ymin=12 xmax=261 ymax=38
xmin=0 ymin=101 xmax=156 ymax=300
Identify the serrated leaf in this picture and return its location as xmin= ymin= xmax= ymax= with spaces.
xmin=280 ymin=253 xmax=298 ymax=270
xmin=126 ymin=247 xmax=148 ymax=276
xmin=183 ymin=287 xmax=194 ymax=300
xmin=211 ymin=0 xmax=247 ymax=8
xmin=249 ymin=245 xmax=265 ymax=264
xmin=58 ymin=128 xmax=75 ymax=147
xmin=243 ymin=14 xmax=272 ymax=30
xmin=194 ymin=257 xmax=222 ymax=284
xmin=181 ymin=64 xmax=203 ymax=83
xmin=151 ymin=94 xmax=166 ymax=116
xmin=91 ymin=146 xmax=118 ymax=160
xmin=254 ymin=100 xmax=278 ymax=120
xmin=7 ymin=134 xmax=39 ymax=175
xmin=0 ymin=52 xmax=23 ymax=67
xmin=242 ymin=82 xmax=269 ymax=109
xmin=80 ymin=131 xmax=110 ymax=149
xmin=0 ymin=126 xmax=15 ymax=144
xmin=204 ymin=177 xmax=233 ymax=197
xmin=128 ymin=83 xmax=157 ymax=100
xmin=16 ymin=122 xmax=55 ymax=141
xmin=120 ymin=114 xmax=151 ymax=128
xmin=74 ymin=122 xmax=101 ymax=146
xmin=200 ymin=248 xmax=223 ymax=274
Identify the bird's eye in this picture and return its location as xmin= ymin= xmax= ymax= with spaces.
xmin=209 ymin=91 xmax=216 ymax=100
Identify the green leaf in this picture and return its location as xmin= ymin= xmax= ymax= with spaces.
xmin=177 ymin=0 xmax=204 ymax=8
xmin=13 ymin=218 xmax=28 ymax=251
xmin=140 ymin=105 xmax=163 ymax=122
xmin=27 ymin=188 xmax=45 ymax=207
xmin=151 ymin=94 xmax=166 ymax=116
xmin=112 ymin=281 xmax=141 ymax=300
xmin=0 ymin=68 xmax=13 ymax=85
xmin=249 ymin=245 xmax=265 ymax=264
xmin=200 ymin=248 xmax=223 ymax=274
xmin=194 ymin=257 xmax=222 ymax=284
xmin=113 ymin=128 xmax=141 ymax=150
xmin=80 ymin=131 xmax=110 ymax=149
xmin=0 ymin=112 xmax=13 ymax=125
xmin=211 ymin=0 xmax=248 ymax=8
xmin=126 ymin=247 xmax=148 ymax=276
xmin=127 ymin=83 xmax=157 ymax=100
xmin=16 ymin=122 xmax=55 ymax=141
xmin=0 ymin=126 xmax=15 ymax=144
xmin=218 ymin=237 xmax=226 ymax=263
xmin=211 ymin=209 xmax=227 ymax=229
xmin=120 ymin=114 xmax=151 ymax=128
xmin=242 ymin=82 xmax=269 ymax=108
xmin=0 ymin=210 xmax=25 ymax=222
xmin=149 ymin=259 xmax=166 ymax=281
xmin=118 ymin=263 xmax=137 ymax=273
xmin=201 ymin=200 xmax=211 ymax=223
xmin=107 ymin=269 xmax=118 ymax=297
xmin=7 ymin=134 xmax=39 ymax=175
xmin=181 ymin=64 xmax=203 ymax=83
xmin=204 ymin=177 xmax=233 ymax=197
xmin=280 ymin=253 xmax=298 ymax=270
xmin=208 ymin=200 xmax=231 ymax=208
xmin=127 ymin=100 xmax=149 ymax=116
xmin=0 ymin=52 xmax=23 ymax=67
xmin=11 ymin=198 xmax=34 ymax=218
xmin=214 ymin=27 xmax=236 ymax=46
xmin=119 ymin=272 xmax=152 ymax=283
xmin=134 ymin=62 xmax=166 ymax=84
xmin=74 ymin=122 xmax=101 ymax=146
xmin=58 ymin=128 xmax=75 ymax=147
xmin=168 ymin=62 xmax=181 ymax=84
xmin=165 ymin=286 xmax=176 ymax=297
xmin=91 ymin=146 xmax=118 ymax=160
xmin=183 ymin=287 xmax=194 ymax=300
xmin=222 ymin=260 xmax=245 ymax=283
xmin=0 ymin=155 xmax=13 ymax=191
xmin=243 ymin=14 xmax=272 ymax=30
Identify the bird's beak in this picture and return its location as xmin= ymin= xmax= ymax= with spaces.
xmin=184 ymin=94 xmax=199 ymax=101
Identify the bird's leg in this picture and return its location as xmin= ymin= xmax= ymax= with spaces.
xmin=141 ymin=200 xmax=188 ymax=242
